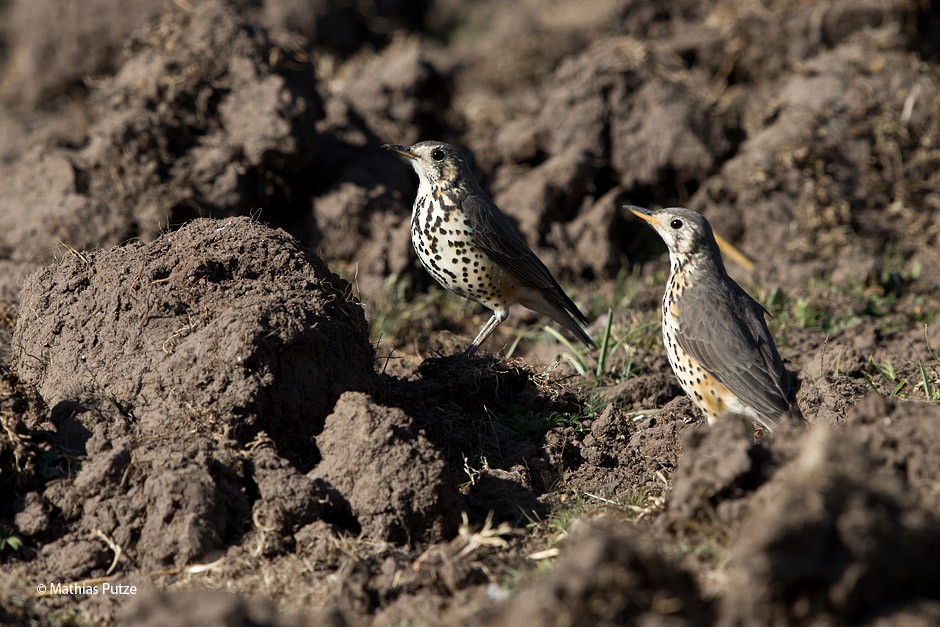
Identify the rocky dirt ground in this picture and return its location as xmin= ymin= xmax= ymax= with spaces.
xmin=1 ymin=0 xmax=940 ymax=625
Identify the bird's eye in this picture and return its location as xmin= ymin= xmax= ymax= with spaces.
xmin=670 ymin=219 xmax=683 ymax=230
xmin=431 ymin=148 xmax=446 ymax=161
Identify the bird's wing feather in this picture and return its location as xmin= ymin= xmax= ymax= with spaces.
xmin=675 ymin=272 xmax=795 ymax=420
xmin=458 ymin=188 xmax=588 ymax=323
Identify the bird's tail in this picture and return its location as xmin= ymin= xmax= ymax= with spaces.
xmin=517 ymin=287 xmax=596 ymax=349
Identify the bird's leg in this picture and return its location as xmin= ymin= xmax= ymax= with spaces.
xmin=463 ymin=310 xmax=508 ymax=357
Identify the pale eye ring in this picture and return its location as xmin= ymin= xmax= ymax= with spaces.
xmin=431 ymin=148 xmax=446 ymax=161
xmin=669 ymin=219 xmax=683 ymax=230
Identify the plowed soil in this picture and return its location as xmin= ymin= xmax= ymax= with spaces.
xmin=2 ymin=1 xmax=940 ymax=625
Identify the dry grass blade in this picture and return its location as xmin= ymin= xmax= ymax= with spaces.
xmin=713 ymin=231 xmax=754 ymax=272
xmin=412 ymin=512 xmax=515 ymax=571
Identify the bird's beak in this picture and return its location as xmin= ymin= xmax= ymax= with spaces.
xmin=382 ymin=144 xmax=417 ymax=161
xmin=624 ymin=205 xmax=660 ymax=227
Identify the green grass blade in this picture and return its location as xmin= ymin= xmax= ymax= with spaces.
xmin=595 ymin=308 xmax=614 ymax=377
xmin=917 ymin=359 xmax=935 ymax=400
xmin=544 ymin=326 xmax=587 ymax=375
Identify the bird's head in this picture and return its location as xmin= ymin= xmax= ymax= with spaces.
xmin=626 ymin=205 xmax=721 ymax=262
xmin=382 ymin=141 xmax=471 ymax=190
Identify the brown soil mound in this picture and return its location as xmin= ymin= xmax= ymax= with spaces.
xmin=723 ymin=419 xmax=940 ymax=623
xmin=476 ymin=517 xmax=710 ymax=627
xmin=660 ymin=394 xmax=940 ymax=625
xmin=78 ymin=0 xmax=323 ymax=236
xmin=9 ymin=217 xmax=373 ymax=581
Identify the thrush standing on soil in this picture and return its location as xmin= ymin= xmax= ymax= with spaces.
xmin=383 ymin=141 xmax=595 ymax=356
xmin=627 ymin=205 xmax=802 ymax=432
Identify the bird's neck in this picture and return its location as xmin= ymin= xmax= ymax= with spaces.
xmin=412 ymin=179 xmax=459 ymax=229
xmin=415 ymin=176 xmax=434 ymax=202
xmin=668 ymin=251 xmax=703 ymax=280
xmin=667 ymin=243 xmax=726 ymax=283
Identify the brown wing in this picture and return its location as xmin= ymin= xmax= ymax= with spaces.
xmin=457 ymin=187 xmax=589 ymax=325
xmin=675 ymin=270 xmax=798 ymax=424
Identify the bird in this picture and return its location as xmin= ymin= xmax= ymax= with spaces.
xmin=382 ymin=140 xmax=595 ymax=356
xmin=626 ymin=205 xmax=802 ymax=431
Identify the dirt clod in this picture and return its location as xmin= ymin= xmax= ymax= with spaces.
xmin=722 ymin=415 xmax=940 ymax=625
xmin=478 ymin=517 xmax=710 ymax=627
xmin=312 ymin=391 xmax=463 ymax=542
